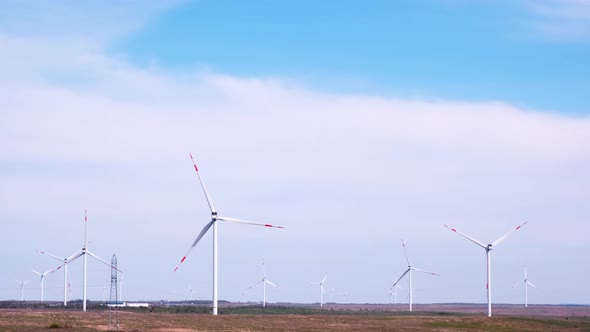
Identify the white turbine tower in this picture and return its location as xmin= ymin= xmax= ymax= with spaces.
xmin=444 ymin=221 xmax=528 ymax=317
xmin=311 ymin=275 xmax=327 ymax=307
xmin=40 ymin=210 xmax=116 ymax=312
xmin=514 ymin=266 xmax=536 ymax=308
xmin=391 ymin=239 xmax=439 ymax=312
xmin=174 ymin=154 xmax=285 ymax=315
xmin=16 ymin=280 xmax=29 ymax=302
xmin=31 ymin=269 xmax=52 ymax=303
xmin=245 ymin=260 xmax=278 ymax=308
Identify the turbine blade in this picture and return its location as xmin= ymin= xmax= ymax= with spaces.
xmin=491 ymin=221 xmax=528 ymax=247
xmin=189 ymin=153 xmax=217 ymax=213
xmin=66 ymin=250 xmax=84 ymax=262
xmin=265 ymin=279 xmax=278 ymax=287
xmin=174 ymin=220 xmax=215 ymax=272
xmin=321 ymin=275 xmax=327 ymax=283
xmin=401 ymin=238 xmax=411 ymax=266
xmin=246 ymin=279 xmax=264 ymax=290
xmin=443 ymin=224 xmax=486 ymax=249
xmin=218 ymin=216 xmax=285 ymax=229
xmin=37 ymin=250 xmax=66 ymax=262
xmin=513 ymin=280 xmax=525 ymax=288
xmin=87 ymin=251 xmax=122 ymax=272
xmin=527 ymin=281 xmax=536 ymax=288
xmin=391 ymin=269 xmax=410 ymax=288
xmin=31 ymin=269 xmax=41 ymax=276
xmin=411 ymin=267 xmax=440 ymax=276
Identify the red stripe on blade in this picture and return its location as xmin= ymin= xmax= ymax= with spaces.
xmin=180 ymin=256 xmax=186 ymax=263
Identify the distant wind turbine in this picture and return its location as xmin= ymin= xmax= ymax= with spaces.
xmin=40 ymin=210 xmax=118 ymax=311
xmin=514 ymin=266 xmax=536 ymax=308
xmin=311 ymin=275 xmax=327 ymax=307
xmin=31 ymin=268 xmax=52 ymax=303
xmin=16 ymin=280 xmax=29 ymax=302
xmin=173 ymin=154 xmax=285 ymax=315
xmin=391 ymin=239 xmax=439 ymax=312
xmin=245 ymin=260 xmax=277 ymax=308
xmin=444 ymin=221 xmax=527 ymax=317
xmin=389 ymin=274 xmax=402 ymax=304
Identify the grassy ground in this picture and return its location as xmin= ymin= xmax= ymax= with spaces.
xmin=0 ymin=307 xmax=589 ymax=332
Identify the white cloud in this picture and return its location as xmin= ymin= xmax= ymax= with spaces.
xmin=1 ymin=2 xmax=589 ymax=304
xmin=521 ymin=0 xmax=590 ymax=41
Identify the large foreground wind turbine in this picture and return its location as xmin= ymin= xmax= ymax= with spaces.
xmin=31 ymin=268 xmax=52 ymax=303
xmin=444 ymin=221 xmax=527 ymax=317
xmin=245 ymin=261 xmax=278 ymax=308
xmin=514 ymin=266 xmax=536 ymax=308
xmin=174 ymin=154 xmax=284 ymax=315
xmin=391 ymin=239 xmax=439 ymax=311
xmin=40 ymin=210 xmax=116 ymax=311
xmin=311 ymin=275 xmax=327 ymax=307
xmin=16 ymin=280 xmax=29 ymax=302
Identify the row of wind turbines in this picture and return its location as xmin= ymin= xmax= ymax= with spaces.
xmin=173 ymin=154 xmax=534 ymax=317
xmin=20 ymin=154 xmax=534 ymax=317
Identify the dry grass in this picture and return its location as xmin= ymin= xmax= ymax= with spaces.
xmin=0 ymin=308 xmax=588 ymax=332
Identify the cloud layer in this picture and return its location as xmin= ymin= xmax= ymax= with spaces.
xmin=1 ymin=1 xmax=589 ymax=304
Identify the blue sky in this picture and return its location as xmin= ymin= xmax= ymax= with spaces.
xmin=1 ymin=0 xmax=589 ymax=307
xmin=115 ymin=0 xmax=590 ymax=113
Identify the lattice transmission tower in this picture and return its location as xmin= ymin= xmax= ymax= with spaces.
xmin=108 ymin=254 xmax=119 ymax=331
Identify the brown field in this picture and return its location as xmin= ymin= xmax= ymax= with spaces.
xmin=0 ymin=304 xmax=589 ymax=332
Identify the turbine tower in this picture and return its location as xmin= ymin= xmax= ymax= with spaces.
xmin=16 ymin=280 xmax=29 ymax=302
xmin=391 ymin=239 xmax=439 ymax=311
xmin=514 ymin=266 xmax=536 ymax=308
xmin=311 ymin=275 xmax=327 ymax=307
xmin=444 ymin=221 xmax=527 ymax=317
xmin=174 ymin=154 xmax=285 ymax=315
xmin=31 ymin=268 xmax=52 ymax=303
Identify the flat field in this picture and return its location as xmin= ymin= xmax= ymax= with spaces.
xmin=0 ymin=304 xmax=588 ymax=331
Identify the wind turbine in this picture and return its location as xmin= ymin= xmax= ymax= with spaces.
xmin=444 ymin=221 xmax=528 ymax=317
xmin=16 ymin=280 xmax=29 ymax=302
xmin=40 ymin=210 xmax=117 ymax=312
xmin=391 ymin=239 xmax=439 ymax=312
xmin=388 ymin=274 xmax=402 ymax=304
xmin=514 ymin=266 xmax=536 ymax=308
xmin=311 ymin=275 xmax=327 ymax=307
xmin=245 ymin=260 xmax=277 ymax=308
xmin=37 ymin=250 xmax=71 ymax=306
xmin=173 ymin=154 xmax=285 ymax=315
xmin=31 ymin=268 xmax=52 ymax=303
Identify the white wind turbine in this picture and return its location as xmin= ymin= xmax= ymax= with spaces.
xmin=37 ymin=250 xmax=71 ymax=306
xmin=245 ymin=260 xmax=278 ymax=308
xmin=174 ymin=154 xmax=285 ymax=315
xmin=444 ymin=221 xmax=528 ymax=317
xmin=388 ymin=273 xmax=402 ymax=304
xmin=16 ymin=280 xmax=29 ymax=302
xmin=40 ymin=210 xmax=117 ymax=312
xmin=514 ymin=266 xmax=536 ymax=308
xmin=311 ymin=275 xmax=327 ymax=307
xmin=31 ymin=268 xmax=52 ymax=303
xmin=391 ymin=239 xmax=439 ymax=312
